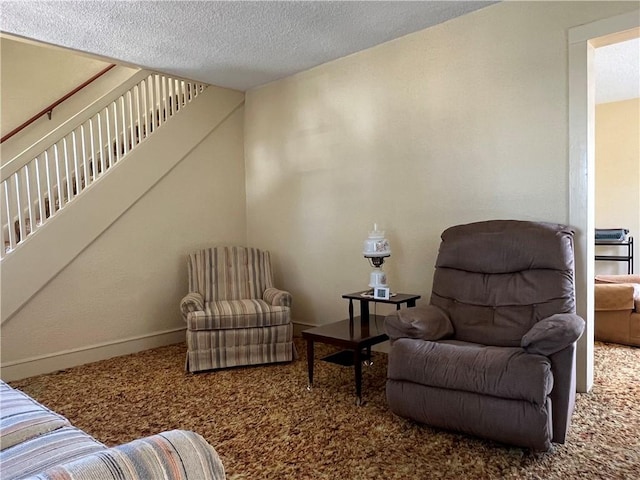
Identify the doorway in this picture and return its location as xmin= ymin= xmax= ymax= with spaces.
xmin=594 ymin=38 xmax=640 ymax=276
xmin=569 ymin=10 xmax=640 ymax=393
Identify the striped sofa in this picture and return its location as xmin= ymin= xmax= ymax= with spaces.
xmin=0 ymin=381 xmax=225 ymax=480
xmin=180 ymin=246 xmax=295 ymax=372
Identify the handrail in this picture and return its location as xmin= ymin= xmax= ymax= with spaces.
xmin=2 ymin=70 xmax=150 ymax=182
xmin=1 ymin=64 xmax=116 ymax=144
xmin=1 ymin=71 xmax=209 ymax=258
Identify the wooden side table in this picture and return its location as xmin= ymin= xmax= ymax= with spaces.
xmin=302 ymin=291 xmax=421 ymax=405
xmin=342 ymin=291 xmax=421 ymax=324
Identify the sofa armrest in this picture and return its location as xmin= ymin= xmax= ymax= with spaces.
xmin=28 ymin=430 xmax=225 ymax=480
xmin=595 ymin=283 xmax=638 ymax=311
xmin=263 ymin=287 xmax=292 ymax=308
xmin=0 ymin=381 xmax=70 ymax=451
xmin=595 ymin=274 xmax=640 ymax=285
xmin=384 ymin=305 xmax=453 ymax=343
xmin=521 ymin=313 xmax=585 ymax=356
xmin=180 ymin=292 xmax=205 ymax=320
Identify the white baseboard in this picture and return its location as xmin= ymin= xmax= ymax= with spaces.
xmin=1 ymin=327 xmax=186 ymax=382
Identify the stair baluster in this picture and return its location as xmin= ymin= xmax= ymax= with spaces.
xmin=2 ymin=73 xmax=208 ymax=257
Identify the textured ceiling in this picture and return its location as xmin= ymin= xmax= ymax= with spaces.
xmin=595 ymin=37 xmax=640 ymax=104
xmin=0 ymin=1 xmax=636 ymax=101
xmin=0 ymin=0 xmax=497 ymax=91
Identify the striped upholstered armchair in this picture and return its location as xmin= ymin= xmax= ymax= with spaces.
xmin=180 ymin=246 xmax=295 ymax=372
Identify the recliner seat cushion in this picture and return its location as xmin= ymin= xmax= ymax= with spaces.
xmin=187 ymin=300 xmax=289 ymax=330
xmin=388 ymin=338 xmax=553 ymax=405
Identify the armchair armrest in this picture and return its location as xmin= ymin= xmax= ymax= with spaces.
xmin=263 ymin=287 xmax=292 ymax=308
xmin=521 ymin=313 xmax=585 ymax=356
xmin=384 ymin=305 xmax=453 ymax=343
xmin=29 ymin=430 xmax=225 ymax=480
xmin=180 ymin=292 xmax=205 ymax=320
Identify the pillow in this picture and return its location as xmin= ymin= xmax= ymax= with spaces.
xmin=521 ymin=313 xmax=585 ymax=356
xmin=385 ymin=305 xmax=454 ymax=342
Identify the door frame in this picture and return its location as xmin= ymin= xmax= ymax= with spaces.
xmin=568 ymin=10 xmax=639 ymax=392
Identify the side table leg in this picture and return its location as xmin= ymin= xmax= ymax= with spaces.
xmin=354 ymin=347 xmax=363 ymax=406
xmin=360 ymin=299 xmax=370 ymax=325
xmin=306 ymin=339 xmax=314 ymax=391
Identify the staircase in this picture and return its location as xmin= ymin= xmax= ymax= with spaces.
xmin=2 ymin=71 xmax=208 ymax=257
xmin=0 ymin=71 xmax=249 ymax=325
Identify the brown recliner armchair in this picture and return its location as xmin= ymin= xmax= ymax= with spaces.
xmin=594 ymin=274 xmax=640 ymax=347
xmin=385 ymin=220 xmax=585 ymax=451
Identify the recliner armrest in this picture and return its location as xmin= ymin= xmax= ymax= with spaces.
xmin=29 ymin=430 xmax=225 ymax=480
xmin=521 ymin=313 xmax=584 ymax=356
xmin=263 ymin=287 xmax=292 ymax=308
xmin=385 ymin=305 xmax=454 ymax=343
xmin=180 ymin=292 xmax=205 ymax=319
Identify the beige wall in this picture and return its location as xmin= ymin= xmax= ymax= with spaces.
xmin=0 ymin=36 xmax=138 ymax=162
xmin=595 ymin=98 xmax=640 ymax=274
xmin=2 ymin=1 xmax=637 ymax=380
xmin=1 ymin=103 xmax=246 ymax=376
xmin=245 ymin=1 xmax=639 ymax=326
xmin=1 ymin=36 xmax=111 ymax=133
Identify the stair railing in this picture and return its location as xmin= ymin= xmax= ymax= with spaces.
xmin=1 ymin=71 xmax=208 ymax=258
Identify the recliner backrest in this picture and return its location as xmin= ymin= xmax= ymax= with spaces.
xmin=430 ymin=220 xmax=576 ymax=346
xmin=187 ymin=246 xmax=274 ymax=302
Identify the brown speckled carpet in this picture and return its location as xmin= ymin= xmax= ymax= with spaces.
xmin=9 ymin=339 xmax=640 ymax=479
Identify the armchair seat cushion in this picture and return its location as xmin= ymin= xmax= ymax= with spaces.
xmin=388 ymin=338 xmax=553 ymax=405
xmin=187 ymin=300 xmax=290 ymax=331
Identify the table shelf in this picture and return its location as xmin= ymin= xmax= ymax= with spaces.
xmin=302 ymin=291 xmax=421 ymax=405
xmin=595 ymin=236 xmax=633 ymax=274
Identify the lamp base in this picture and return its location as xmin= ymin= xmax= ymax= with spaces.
xmin=368 ymin=268 xmax=387 ymax=288
xmin=367 ymin=267 xmax=391 ymax=299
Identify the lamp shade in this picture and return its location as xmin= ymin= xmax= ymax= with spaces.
xmin=363 ymin=223 xmax=391 ymax=258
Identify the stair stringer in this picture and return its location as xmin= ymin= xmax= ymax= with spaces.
xmin=1 ymin=86 xmax=245 ymax=324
